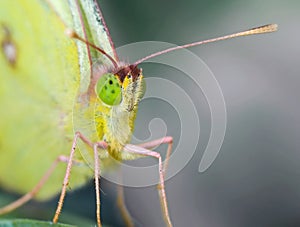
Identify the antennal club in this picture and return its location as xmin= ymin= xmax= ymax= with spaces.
xmin=134 ymin=24 xmax=278 ymax=66
xmin=65 ymin=29 xmax=118 ymax=68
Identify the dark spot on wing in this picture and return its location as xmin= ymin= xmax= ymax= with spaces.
xmin=1 ymin=24 xmax=17 ymax=67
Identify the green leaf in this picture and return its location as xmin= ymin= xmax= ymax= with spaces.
xmin=0 ymin=219 xmax=74 ymax=227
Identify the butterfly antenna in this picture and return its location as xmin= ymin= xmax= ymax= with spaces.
xmin=133 ymin=24 xmax=278 ymax=66
xmin=65 ymin=29 xmax=118 ymax=68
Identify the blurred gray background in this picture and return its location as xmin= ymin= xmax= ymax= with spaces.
xmin=1 ymin=0 xmax=299 ymax=226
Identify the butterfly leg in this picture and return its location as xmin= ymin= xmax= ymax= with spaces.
xmin=52 ymin=132 xmax=107 ymax=226
xmin=117 ymin=184 xmax=134 ymax=227
xmin=116 ymin=137 xmax=173 ymax=226
xmin=51 ymin=132 xmax=107 ymax=227
xmin=138 ymin=136 xmax=173 ymax=176
xmin=93 ymin=142 xmax=108 ymax=227
xmin=124 ymin=144 xmax=173 ymax=227
xmin=52 ymin=132 xmax=83 ymax=223
xmin=0 ymin=155 xmax=79 ymax=215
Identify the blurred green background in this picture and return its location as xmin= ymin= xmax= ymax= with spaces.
xmin=1 ymin=0 xmax=299 ymax=226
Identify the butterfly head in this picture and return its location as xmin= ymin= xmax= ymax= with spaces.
xmin=95 ymin=64 xmax=146 ymax=111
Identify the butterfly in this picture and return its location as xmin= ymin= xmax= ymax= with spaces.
xmin=0 ymin=0 xmax=277 ymax=226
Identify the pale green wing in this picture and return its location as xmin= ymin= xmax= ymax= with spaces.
xmin=0 ymin=0 xmax=115 ymax=200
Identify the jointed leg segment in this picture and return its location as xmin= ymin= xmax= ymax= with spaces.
xmin=93 ymin=142 xmax=108 ymax=227
xmin=52 ymin=132 xmax=107 ymax=227
xmin=138 ymin=136 xmax=173 ymax=175
xmin=124 ymin=142 xmax=173 ymax=227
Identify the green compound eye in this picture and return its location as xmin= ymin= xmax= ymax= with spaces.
xmin=95 ymin=73 xmax=121 ymax=106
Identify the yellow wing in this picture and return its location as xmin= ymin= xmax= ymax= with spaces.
xmin=0 ymin=0 xmax=103 ymax=200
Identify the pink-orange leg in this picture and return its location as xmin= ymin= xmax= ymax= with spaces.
xmin=115 ymin=137 xmax=173 ymax=227
xmin=93 ymin=142 xmax=108 ymax=227
xmin=0 ymin=155 xmax=74 ymax=215
xmin=138 ymin=136 xmax=173 ymax=176
xmin=52 ymin=132 xmax=107 ymax=227
xmin=124 ymin=143 xmax=173 ymax=227
xmin=52 ymin=132 xmax=83 ymax=224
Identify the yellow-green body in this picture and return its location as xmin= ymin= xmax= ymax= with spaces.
xmin=93 ymin=70 xmax=144 ymax=160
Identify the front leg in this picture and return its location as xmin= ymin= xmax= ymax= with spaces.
xmin=52 ymin=132 xmax=108 ymax=227
xmin=124 ymin=144 xmax=173 ymax=227
xmin=137 ymin=136 xmax=173 ymax=175
xmin=93 ymin=141 xmax=108 ymax=227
